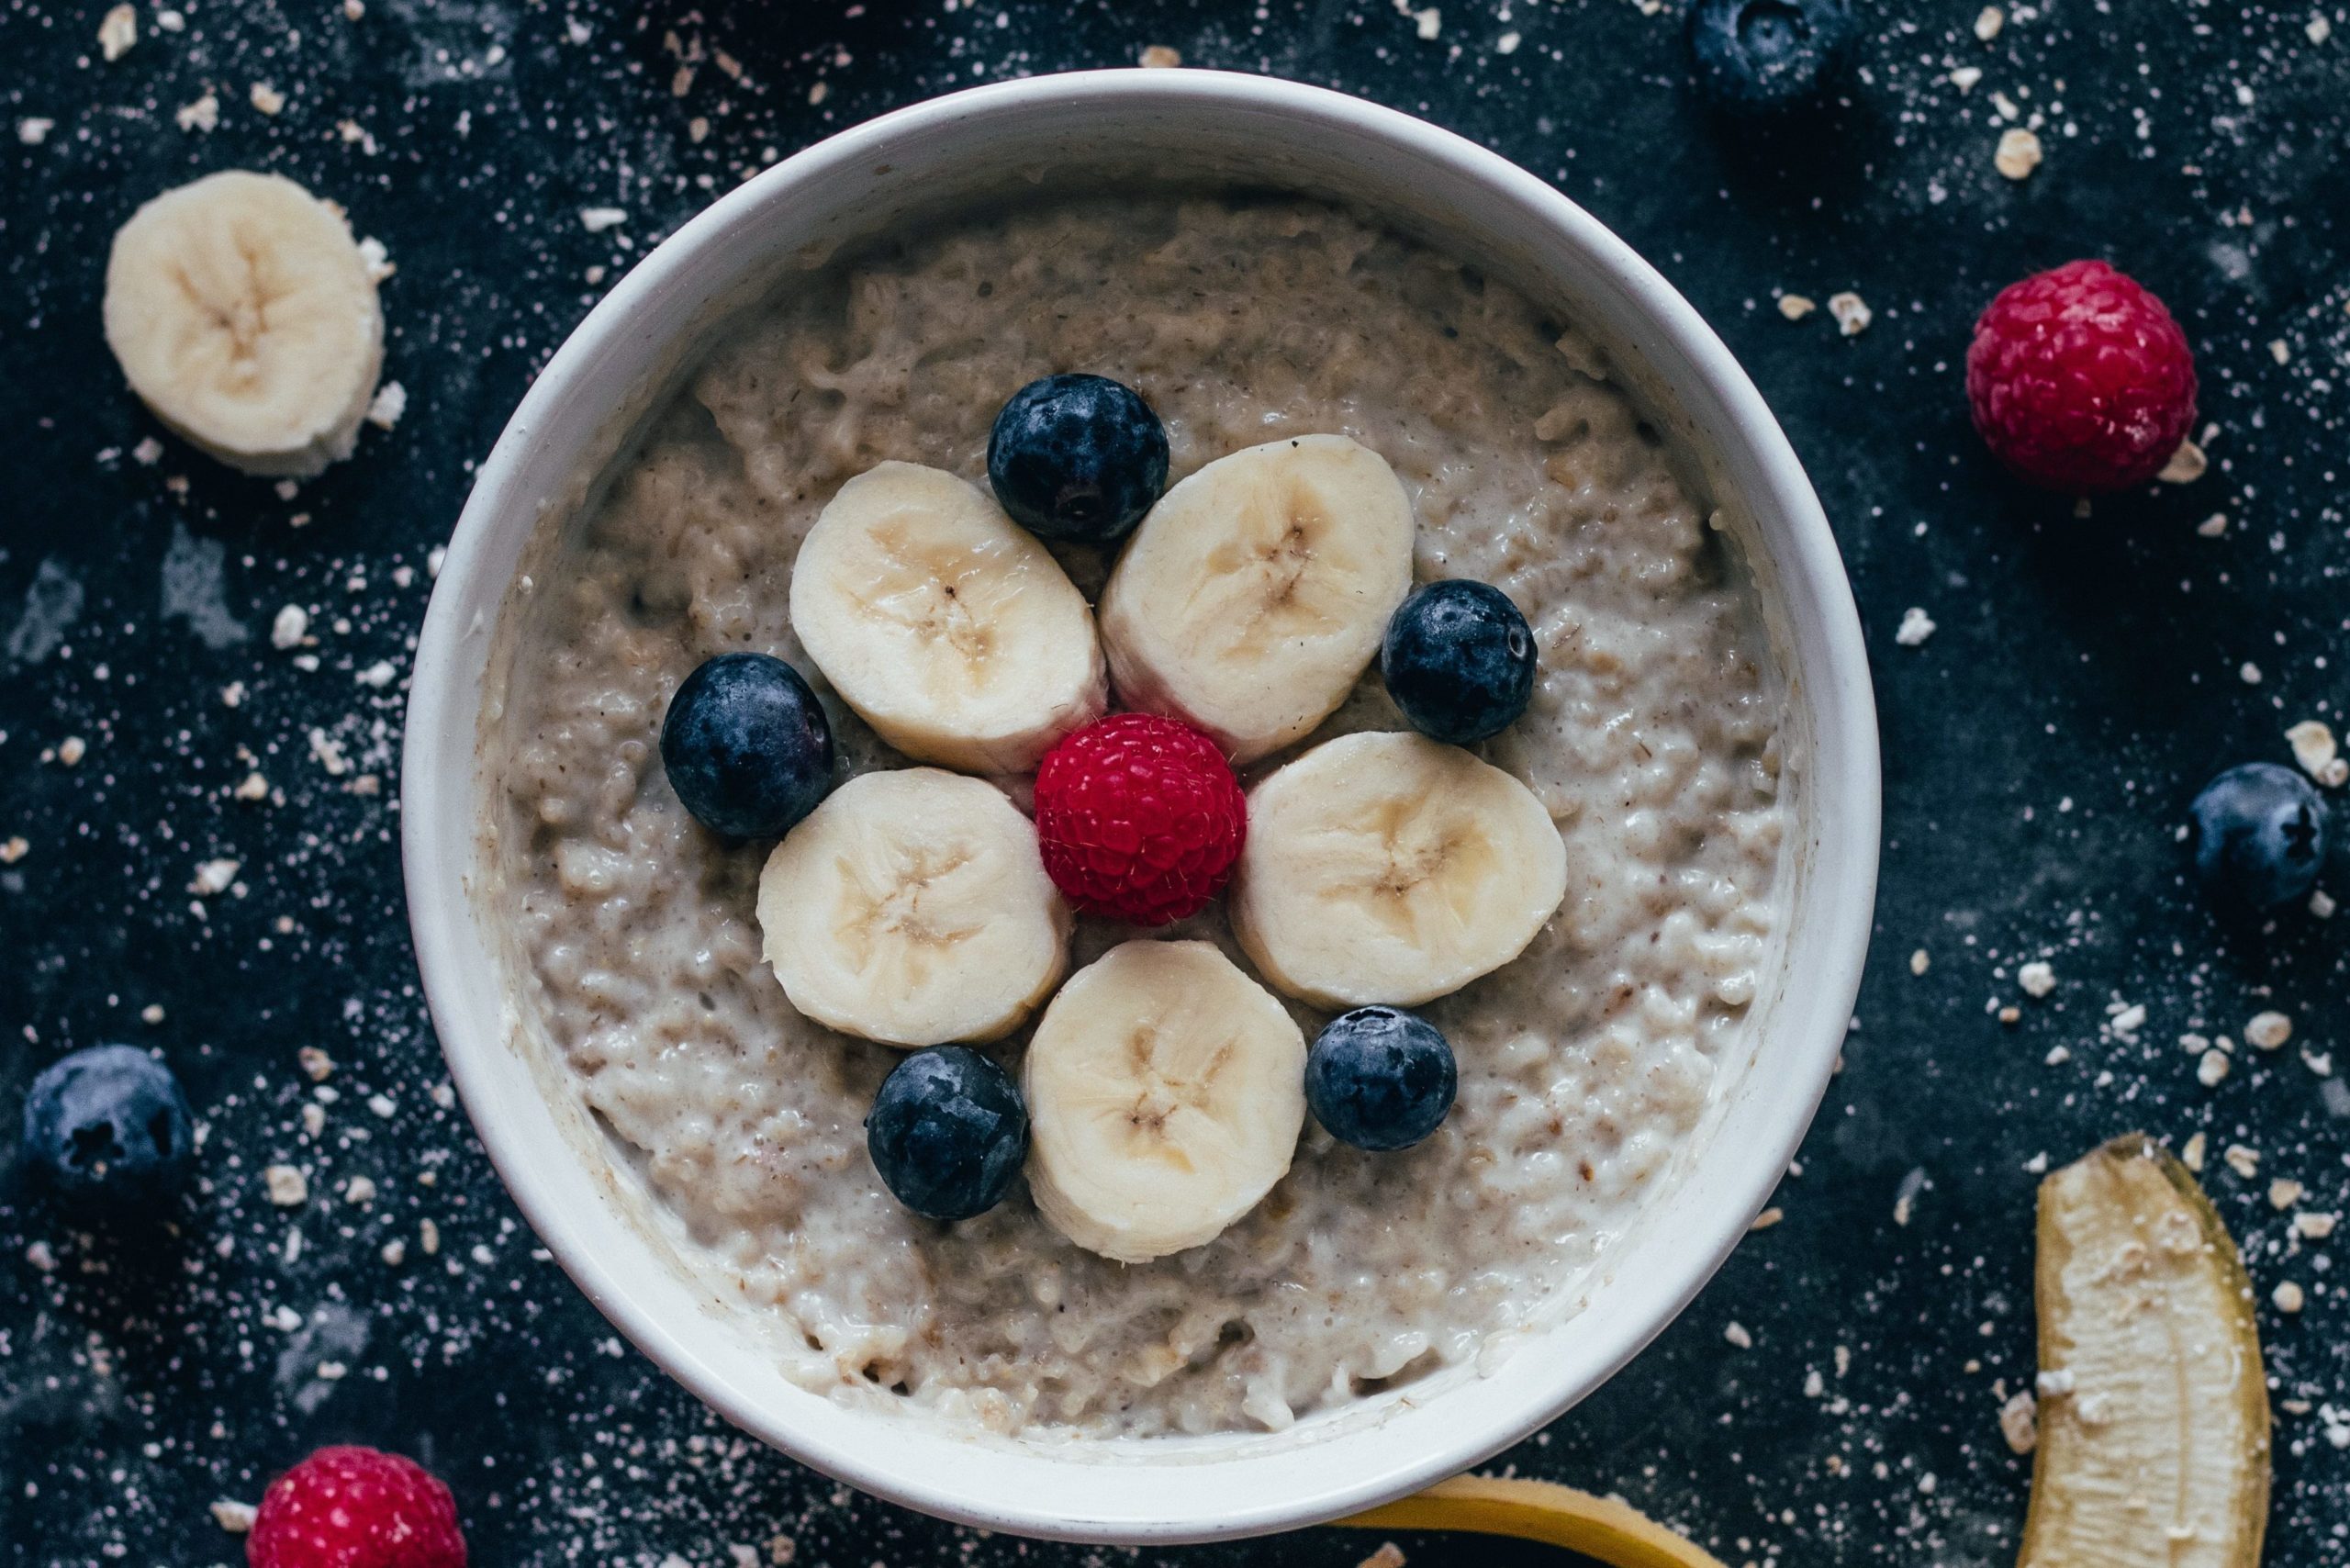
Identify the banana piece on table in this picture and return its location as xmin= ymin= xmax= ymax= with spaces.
xmin=1232 ymin=730 xmax=1567 ymax=1008
xmin=756 ymin=767 xmax=1069 ymax=1048
xmin=103 ymin=170 xmax=386 ymax=477
xmin=790 ymin=462 xmax=1107 ymax=776
xmin=1098 ymin=434 xmax=1414 ymax=764
xmin=2020 ymin=1135 xmax=2269 ymax=1568
xmin=1024 ymin=940 xmax=1305 ymax=1262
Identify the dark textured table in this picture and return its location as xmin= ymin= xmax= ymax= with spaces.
xmin=5 ymin=0 xmax=2348 ymax=1563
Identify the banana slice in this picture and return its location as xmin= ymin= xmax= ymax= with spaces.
xmin=790 ymin=462 xmax=1107 ymax=775
xmin=1024 ymin=940 xmax=1305 ymax=1262
xmin=1098 ymin=434 xmax=1415 ymax=764
xmin=756 ymin=767 xmax=1069 ymax=1048
xmin=1232 ymin=731 xmax=1567 ymax=1008
xmin=2020 ymin=1135 xmax=2270 ymax=1568
xmin=103 ymin=170 xmax=386 ymax=477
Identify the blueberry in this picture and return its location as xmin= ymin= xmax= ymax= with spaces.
xmin=2188 ymin=762 xmax=2330 ymax=912
xmin=1380 ymin=580 xmax=1538 ymax=745
xmin=987 ymin=374 xmax=1169 ymax=543
xmin=1305 ymin=1007 xmax=1458 ymax=1153
xmin=866 ymin=1047 xmax=1029 ymax=1221
xmin=660 ymin=653 xmax=834 ymax=839
xmin=1683 ymin=0 xmax=1855 ymax=115
xmin=21 ymin=1045 xmax=196 ymax=1208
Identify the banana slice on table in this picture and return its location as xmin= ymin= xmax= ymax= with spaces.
xmin=1232 ymin=731 xmax=1567 ymax=1009
xmin=1098 ymin=434 xmax=1415 ymax=764
xmin=2020 ymin=1135 xmax=2269 ymax=1568
xmin=1024 ymin=940 xmax=1305 ymax=1263
xmin=103 ymin=170 xmax=386 ymax=478
xmin=790 ymin=462 xmax=1107 ymax=775
xmin=756 ymin=768 xmax=1069 ymax=1048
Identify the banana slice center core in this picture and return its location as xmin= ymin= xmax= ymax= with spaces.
xmin=856 ymin=523 xmax=1023 ymax=686
xmin=834 ymin=846 xmax=982 ymax=972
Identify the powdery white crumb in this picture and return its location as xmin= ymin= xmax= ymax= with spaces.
xmin=1996 ymin=128 xmax=2043 ymax=179
xmin=1828 ymin=291 xmax=1872 ymax=335
xmin=1895 ymin=607 xmax=1936 ymax=645
xmin=365 ymin=381 xmax=408 ymax=431
xmin=580 ymin=207 xmax=629 ymax=233
xmin=97 ymin=4 xmax=137 ymax=61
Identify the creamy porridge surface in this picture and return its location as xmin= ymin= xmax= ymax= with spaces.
xmin=492 ymin=195 xmax=1789 ymax=1438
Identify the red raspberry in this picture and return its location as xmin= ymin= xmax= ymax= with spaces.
xmin=1965 ymin=259 xmax=2198 ymax=493
xmin=248 ymin=1446 xmax=466 ymax=1568
xmin=1034 ymin=714 xmax=1246 ymax=925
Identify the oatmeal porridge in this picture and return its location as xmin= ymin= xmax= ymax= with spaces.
xmin=487 ymin=194 xmax=1790 ymax=1438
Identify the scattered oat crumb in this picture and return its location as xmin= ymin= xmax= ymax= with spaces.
xmin=1411 ymin=6 xmax=1441 ymax=40
xmin=1894 ymin=607 xmax=1936 ymax=646
xmin=308 ymin=728 xmax=349 ymax=777
xmin=1908 ymin=948 xmax=1930 ymax=976
xmin=18 ymin=117 xmax=56 ymax=145
xmin=2294 ymin=1212 xmax=2337 ymax=1239
xmin=380 ymin=1238 xmax=408 ymax=1265
xmin=2044 ymin=1045 xmax=2070 ymax=1065
xmin=0 ymin=837 xmax=26 ymax=866
xmin=2181 ymin=1131 xmax=2208 ymax=1172
xmin=299 ymin=1047 xmax=334 ymax=1081
xmin=1998 ymin=1390 xmax=2038 ymax=1454
xmin=366 ymin=381 xmax=408 ymax=431
xmin=343 ymin=1175 xmax=377 ymax=1205
xmin=2286 ymin=721 xmax=2342 ymax=786
xmin=2158 ymin=439 xmax=2207 ymax=484
xmin=2311 ymin=889 xmax=2337 ymax=918
xmin=580 ymin=207 xmax=629 ymax=233
xmin=210 ymin=1501 xmax=257 ymax=1534
xmin=140 ymin=1003 xmax=165 ymax=1025
xmin=1995 ymin=128 xmax=2043 ymax=180
xmin=1355 ymin=1546 xmax=1407 ymax=1568
xmin=2310 ymin=14 xmax=2333 ymax=43
xmin=2018 ymin=960 xmax=2055 ymax=998
xmin=97 ymin=4 xmax=137 ymax=61
xmin=271 ymin=604 xmax=308 ymax=649
xmin=233 ymin=771 xmax=270 ymax=802
xmin=1724 ymin=1321 xmax=1753 ymax=1349
xmin=1750 ymin=1206 xmax=1784 ymax=1230
xmin=2246 ymin=1011 xmax=2294 ymax=1051
xmin=2272 ymin=1281 xmax=2304 ymax=1314
xmin=1777 ymin=293 xmax=1816 ymax=320
xmin=2224 ymin=1143 xmax=2261 ymax=1180
xmin=1827 ymin=291 xmax=1872 ymax=336
xmin=356 ymin=659 xmax=398 ymax=689
xmin=2268 ymin=339 xmax=2290 ymax=365
xmin=1974 ymin=5 xmax=2003 ymax=39
xmin=263 ymin=1166 xmax=308 ymax=1206
xmin=2269 ymin=1178 xmax=2304 ymax=1211
xmin=344 ymin=0 xmax=364 ymax=17
xmin=1495 ymin=29 xmax=1521 ymax=52
xmin=300 ymin=1102 xmax=327 ymax=1137
xmin=2197 ymin=1049 xmax=2230 ymax=1087
xmin=2240 ymin=661 xmax=2263 ymax=686
xmin=2110 ymin=1002 xmax=2145 ymax=1039
xmin=56 ymin=735 xmax=86 ymax=767
xmin=2197 ymin=512 xmax=2228 ymax=537
xmin=420 ymin=1217 xmax=442 ymax=1255
xmin=687 ymin=116 xmax=710 ymax=142
xmin=357 ymin=235 xmax=395 ymax=282
xmin=1949 ymin=65 xmax=1983 ymax=92
xmin=249 ymin=82 xmax=285 ymax=115
xmin=189 ymin=858 xmax=240 ymax=897
xmin=220 ymin=681 xmax=246 ymax=708
xmin=1138 ymin=44 xmax=1182 ymax=67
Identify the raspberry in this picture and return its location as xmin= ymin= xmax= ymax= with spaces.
xmin=1965 ymin=260 xmax=2198 ymax=493
xmin=248 ymin=1446 xmax=466 ymax=1568
xmin=1034 ymin=714 xmax=1246 ymax=926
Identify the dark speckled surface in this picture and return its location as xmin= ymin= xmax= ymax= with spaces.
xmin=4 ymin=1 xmax=2347 ymax=1563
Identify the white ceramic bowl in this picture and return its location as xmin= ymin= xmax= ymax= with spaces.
xmin=403 ymin=68 xmax=1879 ymax=1546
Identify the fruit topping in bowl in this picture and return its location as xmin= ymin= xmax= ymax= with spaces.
xmin=1231 ymin=731 xmax=1568 ymax=1010
xmin=755 ymin=768 xmax=1070 ymax=1048
xmin=1381 ymin=579 xmax=1539 ymax=746
xmin=1022 ymin=940 xmax=1305 ymax=1263
xmin=659 ymin=652 xmax=835 ymax=839
xmin=1098 ymin=434 xmax=1415 ymax=763
xmin=1033 ymin=713 xmax=1247 ymax=926
xmin=789 ymin=461 xmax=1107 ymax=775
xmin=988 ymin=373 xmax=1170 ymax=543
xmin=1306 ymin=1007 xmax=1459 ymax=1152
xmin=866 ymin=1046 xmax=1031 ymax=1222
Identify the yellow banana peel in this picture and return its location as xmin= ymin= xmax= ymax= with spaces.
xmin=1336 ymin=1474 xmax=1727 ymax=1568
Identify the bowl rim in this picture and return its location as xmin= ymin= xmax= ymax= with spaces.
xmin=402 ymin=66 xmax=1880 ymax=1543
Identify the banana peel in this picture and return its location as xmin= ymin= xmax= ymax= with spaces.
xmin=1336 ymin=1475 xmax=1726 ymax=1568
xmin=2020 ymin=1134 xmax=2271 ymax=1568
